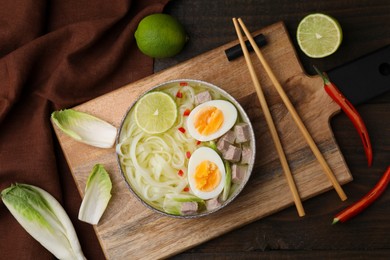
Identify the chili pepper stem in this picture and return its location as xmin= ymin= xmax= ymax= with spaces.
xmin=332 ymin=218 xmax=339 ymax=225
xmin=313 ymin=65 xmax=331 ymax=84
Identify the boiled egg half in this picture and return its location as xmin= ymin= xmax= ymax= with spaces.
xmin=186 ymin=100 xmax=238 ymax=141
xmin=187 ymin=147 xmax=226 ymax=200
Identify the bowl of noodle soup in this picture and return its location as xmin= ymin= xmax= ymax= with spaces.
xmin=116 ymin=79 xmax=255 ymax=218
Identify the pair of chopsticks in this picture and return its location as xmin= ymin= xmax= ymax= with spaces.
xmin=232 ymin=18 xmax=347 ymax=217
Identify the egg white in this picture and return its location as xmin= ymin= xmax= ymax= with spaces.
xmin=187 ymin=147 xmax=226 ymax=200
xmin=186 ymin=100 xmax=238 ymax=141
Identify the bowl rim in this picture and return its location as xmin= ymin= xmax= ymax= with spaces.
xmin=115 ymin=79 xmax=256 ymax=219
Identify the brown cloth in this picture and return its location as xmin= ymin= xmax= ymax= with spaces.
xmin=0 ymin=0 xmax=169 ymax=259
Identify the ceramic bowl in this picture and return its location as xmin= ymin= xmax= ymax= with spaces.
xmin=116 ymin=79 xmax=255 ymax=218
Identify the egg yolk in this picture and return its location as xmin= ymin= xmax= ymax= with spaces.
xmin=193 ymin=106 xmax=224 ymax=136
xmin=194 ymin=160 xmax=221 ymax=192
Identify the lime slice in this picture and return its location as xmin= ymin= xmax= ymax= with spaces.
xmin=297 ymin=13 xmax=342 ymax=58
xmin=135 ymin=91 xmax=178 ymax=134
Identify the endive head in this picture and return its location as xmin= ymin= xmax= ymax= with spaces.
xmin=1 ymin=183 xmax=86 ymax=260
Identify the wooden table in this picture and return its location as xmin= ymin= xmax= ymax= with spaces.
xmin=155 ymin=1 xmax=390 ymax=259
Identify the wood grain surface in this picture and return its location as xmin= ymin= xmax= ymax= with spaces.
xmin=52 ymin=22 xmax=355 ymax=259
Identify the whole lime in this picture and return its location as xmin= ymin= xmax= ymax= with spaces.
xmin=134 ymin=14 xmax=188 ymax=58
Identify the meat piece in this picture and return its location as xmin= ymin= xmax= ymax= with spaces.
xmin=180 ymin=202 xmax=198 ymax=215
xmin=217 ymin=139 xmax=230 ymax=156
xmin=223 ymin=145 xmax=241 ymax=162
xmin=195 ymin=91 xmax=212 ymax=104
xmin=234 ymin=123 xmax=251 ymax=143
xmin=241 ymin=146 xmax=252 ymax=164
xmin=220 ymin=130 xmax=236 ymax=144
xmin=217 ymin=130 xmax=236 ymax=155
xmin=206 ymin=198 xmax=221 ymax=211
xmin=232 ymin=164 xmax=247 ymax=184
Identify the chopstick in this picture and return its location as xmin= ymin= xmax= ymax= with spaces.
xmin=232 ymin=18 xmax=305 ymax=217
xmin=233 ymin=17 xmax=347 ymax=202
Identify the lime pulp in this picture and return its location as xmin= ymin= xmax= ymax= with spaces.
xmin=134 ymin=91 xmax=178 ymax=134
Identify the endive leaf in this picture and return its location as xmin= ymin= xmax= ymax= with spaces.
xmin=78 ymin=164 xmax=112 ymax=225
xmin=1 ymin=184 xmax=86 ymax=260
xmin=222 ymin=160 xmax=232 ymax=201
xmin=162 ymin=194 xmax=204 ymax=216
xmin=51 ymin=109 xmax=117 ymax=148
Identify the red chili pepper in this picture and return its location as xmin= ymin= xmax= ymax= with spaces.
xmin=178 ymin=169 xmax=184 ymax=177
xmin=176 ymin=91 xmax=183 ymax=98
xmin=186 ymin=151 xmax=191 ymax=159
xmin=314 ymin=66 xmax=373 ymax=166
xmin=183 ymin=187 xmax=190 ymax=192
xmin=178 ymin=127 xmax=186 ymax=133
xmin=196 ymin=140 xmax=201 ymax=145
xmin=180 ymin=82 xmax=188 ymax=86
xmin=183 ymin=109 xmax=191 ymax=116
xmin=332 ymin=166 xmax=390 ymax=224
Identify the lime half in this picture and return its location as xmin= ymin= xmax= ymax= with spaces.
xmin=135 ymin=91 xmax=178 ymax=134
xmin=297 ymin=13 xmax=342 ymax=58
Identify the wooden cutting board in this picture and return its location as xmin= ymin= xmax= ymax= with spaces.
xmin=52 ymin=22 xmax=352 ymax=259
